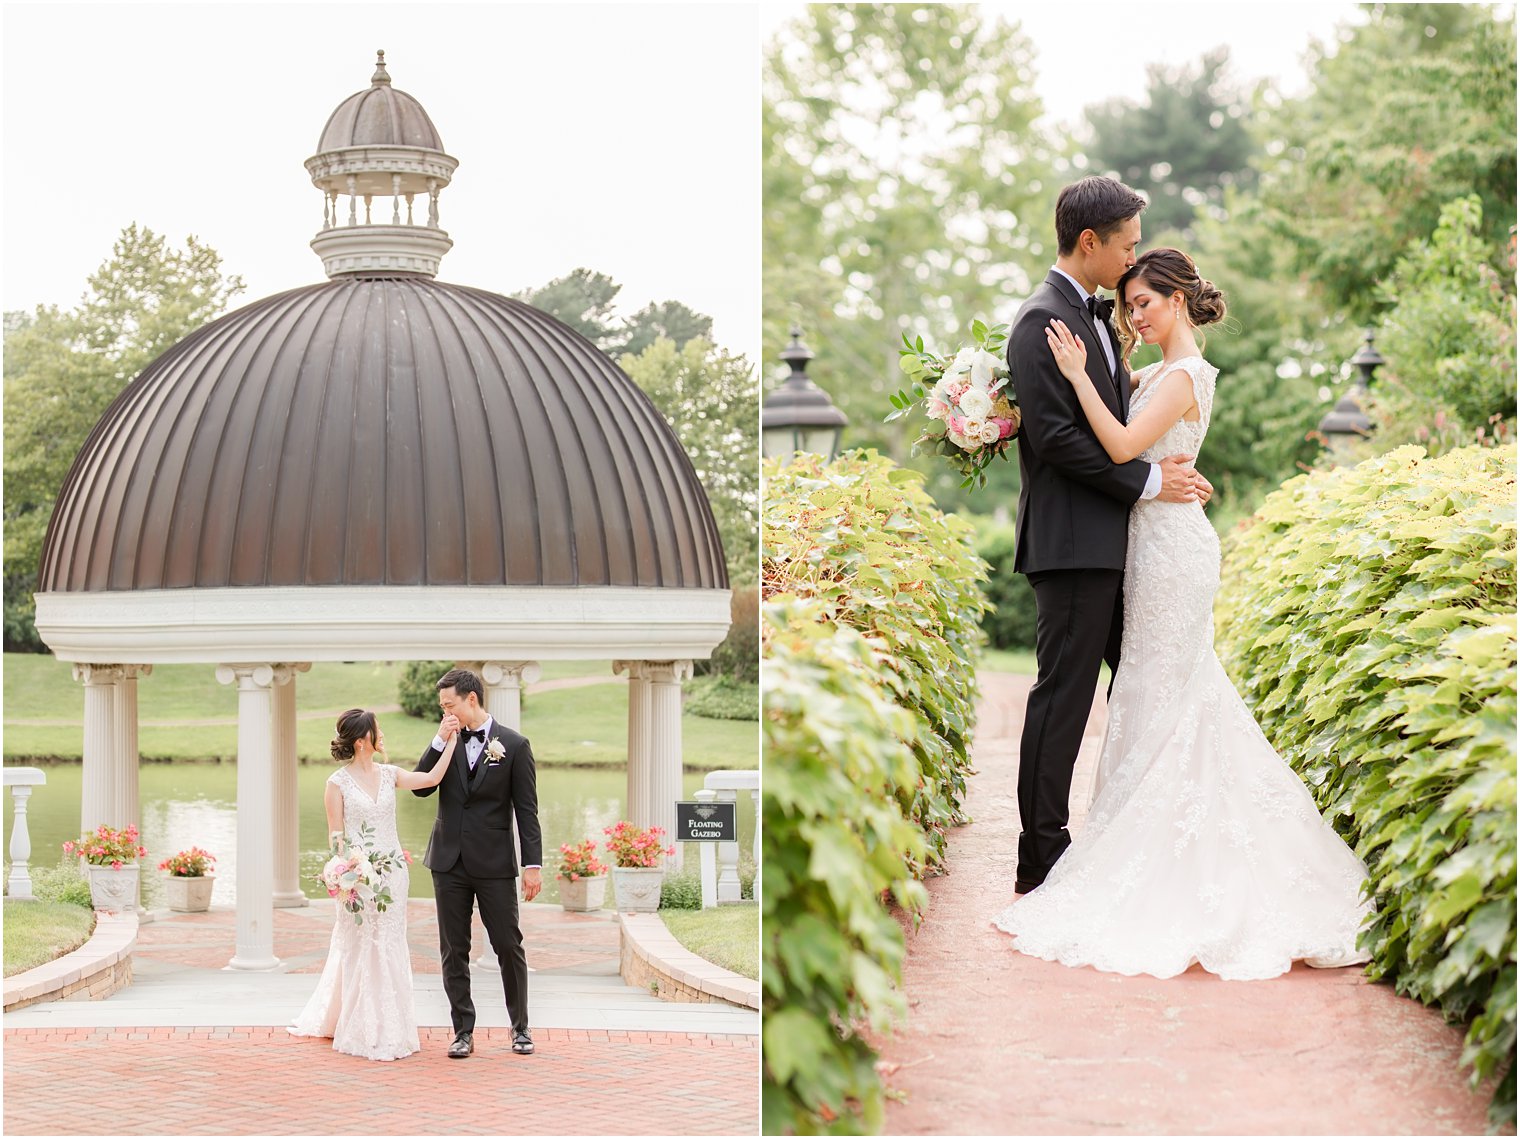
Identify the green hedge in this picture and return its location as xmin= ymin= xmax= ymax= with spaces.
xmin=762 ymin=600 xmax=929 ymax=1135
xmin=761 ymin=450 xmax=989 ymax=1133
xmin=684 ymin=675 xmax=759 ymax=721
xmin=698 ymin=585 xmax=761 ymax=683
xmin=1216 ymin=443 xmax=1516 ymax=1126
xmin=763 ymin=449 xmax=989 ymax=870
xmin=397 ymin=660 xmax=454 ymax=719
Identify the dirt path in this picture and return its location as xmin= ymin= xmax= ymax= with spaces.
xmin=872 ymin=672 xmax=1496 ymax=1135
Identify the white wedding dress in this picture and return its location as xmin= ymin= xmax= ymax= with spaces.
xmin=993 ymin=356 xmax=1372 ymax=980
xmin=289 ymin=763 xmax=420 ymax=1059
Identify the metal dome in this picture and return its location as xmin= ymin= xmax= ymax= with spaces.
xmin=39 ymin=278 xmax=728 ymax=593
xmin=315 ymin=50 xmax=445 ymax=152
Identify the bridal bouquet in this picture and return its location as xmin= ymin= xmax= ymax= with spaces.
xmin=886 ymin=318 xmax=1019 ymax=489
xmin=320 ymin=822 xmax=405 ymax=925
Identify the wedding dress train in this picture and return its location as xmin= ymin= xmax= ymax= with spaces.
xmin=993 ymin=356 xmax=1372 ymax=980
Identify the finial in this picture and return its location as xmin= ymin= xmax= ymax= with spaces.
xmin=371 ymin=50 xmax=391 ymax=87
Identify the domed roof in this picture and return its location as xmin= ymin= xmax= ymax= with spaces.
xmin=316 ymin=51 xmax=445 ymax=152
xmin=39 ymin=278 xmax=727 ymax=593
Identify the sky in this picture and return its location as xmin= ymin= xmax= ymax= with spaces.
xmin=1 ymin=3 xmax=763 ymax=364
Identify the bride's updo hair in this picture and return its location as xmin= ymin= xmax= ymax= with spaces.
xmin=1115 ymin=248 xmax=1228 ymax=359
xmin=331 ymin=708 xmax=377 ymax=762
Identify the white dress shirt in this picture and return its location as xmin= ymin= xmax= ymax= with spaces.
xmin=1050 ymin=266 xmax=1161 ymax=501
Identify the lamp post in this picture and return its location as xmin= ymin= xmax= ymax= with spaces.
xmin=761 ymin=326 xmax=848 ymax=461
xmin=1317 ymin=327 xmax=1383 ymax=462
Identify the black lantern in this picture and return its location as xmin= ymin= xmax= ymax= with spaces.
xmin=761 ymin=326 xmax=848 ymax=460
xmin=1317 ymin=327 xmax=1383 ymax=456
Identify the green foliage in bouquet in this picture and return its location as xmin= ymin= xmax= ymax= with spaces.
xmin=763 ymin=450 xmax=990 ymax=869
xmin=761 ymin=598 xmax=929 ymax=1136
xmin=1216 ymin=444 xmax=1516 ymax=1125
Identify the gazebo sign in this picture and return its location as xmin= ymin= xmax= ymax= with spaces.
xmin=675 ymin=800 xmax=737 ymax=842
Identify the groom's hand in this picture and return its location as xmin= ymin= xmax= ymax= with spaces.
xmin=1155 ymin=454 xmax=1202 ymax=503
xmin=521 ymin=867 xmax=542 ymax=902
xmin=439 ymin=714 xmax=460 ymax=741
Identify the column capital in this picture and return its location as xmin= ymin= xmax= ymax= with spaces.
xmin=613 ymin=660 xmax=647 ymax=680
xmin=480 ymin=661 xmax=541 ymax=688
xmin=643 ymin=660 xmax=694 ymax=684
xmin=215 ymin=664 xmax=277 ymax=689
xmin=73 ymin=663 xmax=145 ymax=685
xmin=269 ymin=662 xmax=312 ymax=687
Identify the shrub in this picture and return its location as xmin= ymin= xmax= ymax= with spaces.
xmin=697 ymin=585 xmax=760 ymax=683
xmin=1217 ymin=443 xmax=1516 ymax=1126
xmin=761 ymin=599 xmax=928 ymax=1135
xmin=27 ymin=859 xmax=92 ymax=909
xmin=684 ymin=674 xmax=759 ymax=721
xmin=763 ymin=449 xmax=989 ymax=871
xmin=659 ymin=868 xmax=704 ymax=911
xmin=972 ymin=518 xmax=1038 ymax=651
xmin=397 ymin=660 xmax=454 ymax=719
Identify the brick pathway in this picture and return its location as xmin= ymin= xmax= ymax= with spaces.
xmin=3 ymin=1026 xmax=755 ymax=1135
xmin=872 ymin=672 xmax=1497 ymax=1135
xmin=5 ymin=902 xmax=757 ymax=1135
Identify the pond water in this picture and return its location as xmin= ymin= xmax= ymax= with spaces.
xmin=3 ymin=760 xmax=755 ymax=908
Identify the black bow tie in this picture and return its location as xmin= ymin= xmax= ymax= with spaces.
xmin=461 ymin=728 xmax=486 ymax=743
xmin=1087 ymin=295 xmax=1114 ymax=324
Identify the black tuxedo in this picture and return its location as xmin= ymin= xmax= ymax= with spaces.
xmin=1005 ymin=270 xmax=1151 ymax=891
xmin=413 ymin=718 xmax=542 ymax=1035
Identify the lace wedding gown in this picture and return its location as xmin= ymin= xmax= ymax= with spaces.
xmin=993 ymin=356 xmax=1372 ymax=980
xmin=289 ymin=763 xmax=420 ymax=1059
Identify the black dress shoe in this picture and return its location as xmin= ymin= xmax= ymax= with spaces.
xmin=511 ymin=1029 xmax=534 ymax=1055
xmin=447 ymin=1031 xmax=474 ymax=1058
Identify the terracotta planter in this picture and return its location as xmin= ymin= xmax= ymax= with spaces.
xmin=611 ymin=866 xmax=664 ymax=913
xmin=557 ymin=874 xmax=607 ymax=913
xmin=163 ymin=874 xmax=215 ymax=913
xmin=86 ymin=864 xmax=140 ymax=912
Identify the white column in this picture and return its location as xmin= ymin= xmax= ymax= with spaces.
xmin=716 ymin=784 xmax=742 ymax=903
xmin=217 ymin=664 xmax=280 ymax=971
xmin=5 ymin=768 xmax=46 ymax=900
xmin=110 ymin=665 xmax=150 ymax=916
xmin=646 ymin=660 xmax=690 ymax=872
xmin=613 ymin=661 xmax=652 ymax=830
xmin=271 ymin=664 xmax=310 ymax=908
xmin=694 ymin=788 xmax=718 ymax=909
xmin=480 ymin=661 xmax=540 ymax=732
xmin=73 ymin=664 xmax=123 ymax=835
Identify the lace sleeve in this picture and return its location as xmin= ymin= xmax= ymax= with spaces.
xmin=1183 ymin=357 xmax=1217 ymax=430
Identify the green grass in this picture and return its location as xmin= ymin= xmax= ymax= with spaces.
xmin=2 ymin=899 xmax=94 ymax=977
xmin=660 ymin=904 xmax=758 ymax=980
xmin=2 ymin=653 xmax=757 ymax=770
xmin=977 ymin=647 xmax=1038 ymax=675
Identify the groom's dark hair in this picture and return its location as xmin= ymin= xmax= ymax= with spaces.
xmin=1055 ymin=176 xmax=1146 ymax=255
xmin=436 ymin=667 xmax=484 ymax=704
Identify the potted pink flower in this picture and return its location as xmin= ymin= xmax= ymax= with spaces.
xmin=63 ymin=823 xmax=147 ymax=912
xmin=602 ymin=821 xmax=674 ymax=913
xmin=158 ymin=846 xmax=217 ymax=912
xmin=556 ymin=839 xmax=608 ymax=912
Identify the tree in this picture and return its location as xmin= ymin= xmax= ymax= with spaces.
xmin=1258 ymin=3 xmax=1516 ymax=319
xmin=620 ymin=337 xmax=758 ymax=585
xmin=3 ymin=225 xmax=244 ymax=650
xmin=513 ymin=269 xmax=712 ymax=356
xmin=1085 ymin=48 xmax=1260 ymax=238
xmin=763 ymin=3 xmax=1060 ymax=470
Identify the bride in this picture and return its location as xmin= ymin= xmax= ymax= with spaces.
xmin=993 ymin=248 xmax=1372 ymax=980
xmin=289 ymin=709 xmax=458 ymax=1059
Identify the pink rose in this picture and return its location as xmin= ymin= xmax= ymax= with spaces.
xmin=947 ymin=415 xmax=966 ymax=435
xmin=997 ymin=417 xmax=1016 ymax=439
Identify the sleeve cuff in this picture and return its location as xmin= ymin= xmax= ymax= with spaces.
xmin=1140 ymin=462 xmax=1162 ymax=501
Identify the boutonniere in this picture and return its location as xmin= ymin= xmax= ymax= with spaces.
xmin=484 ymin=738 xmax=506 ymax=766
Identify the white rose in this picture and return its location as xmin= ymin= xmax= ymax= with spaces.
xmin=957 ymin=432 xmax=983 ymax=453
xmin=978 ymin=420 xmax=1002 ymax=445
xmin=959 ymin=387 xmax=993 ymax=420
xmin=945 ymin=347 xmax=975 ymax=377
xmin=963 ymin=416 xmax=987 ymax=440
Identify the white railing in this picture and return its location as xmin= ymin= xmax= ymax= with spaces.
xmin=4 ymin=767 xmax=47 ymax=900
xmin=695 ymin=769 xmax=759 ymax=909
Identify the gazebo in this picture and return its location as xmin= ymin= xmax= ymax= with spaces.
xmin=33 ymin=52 xmax=731 ymax=970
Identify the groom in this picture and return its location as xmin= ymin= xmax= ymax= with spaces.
xmin=413 ymin=667 xmax=543 ymax=1059
xmin=1006 ymin=176 xmax=1210 ymax=895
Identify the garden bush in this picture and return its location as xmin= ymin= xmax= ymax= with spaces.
xmin=684 ymin=674 xmax=759 ymax=721
xmin=1217 ymin=443 xmax=1516 ymax=1125
xmin=763 ymin=449 xmax=989 ymax=871
xmin=26 ymin=859 xmax=92 ymax=909
xmin=761 ymin=598 xmax=929 ymax=1135
xmin=696 ymin=585 xmax=761 ymax=683
xmin=972 ymin=518 xmax=1038 ymax=652
xmin=397 ymin=660 xmax=454 ymax=719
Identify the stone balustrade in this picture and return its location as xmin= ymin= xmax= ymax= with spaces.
xmin=696 ymin=770 xmax=759 ymax=909
xmin=4 ymin=767 xmax=47 ymax=900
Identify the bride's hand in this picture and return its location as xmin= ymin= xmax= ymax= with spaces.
xmin=1045 ymin=319 xmax=1088 ymax=385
